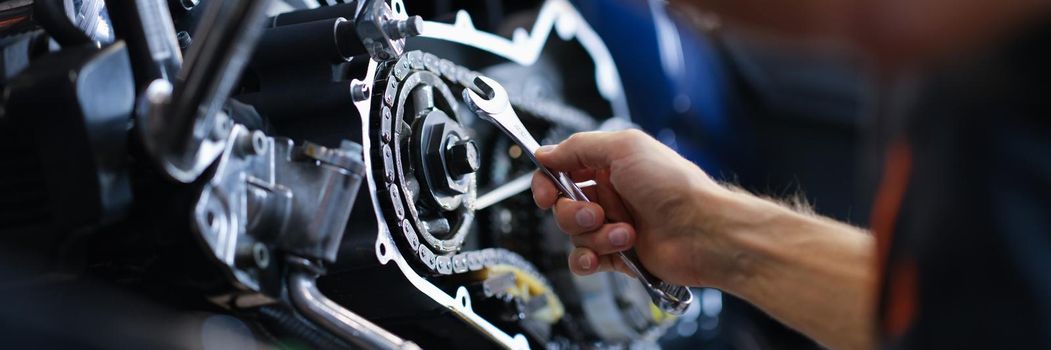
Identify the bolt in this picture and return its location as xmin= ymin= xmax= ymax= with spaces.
xmin=351 ymin=80 xmax=371 ymax=102
xmin=235 ymin=239 xmax=268 ymax=269
xmin=176 ymin=31 xmax=192 ymax=49
xmin=383 ymin=16 xmax=423 ymax=39
xmin=145 ymin=79 xmax=173 ymax=105
xmin=252 ymin=242 xmax=270 ymax=269
xmin=253 ymin=131 xmax=268 ymax=153
xmin=239 ymin=130 xmax=267 ymax=156
xmin=178 ymin=0 xmax=199 ymax=10
xmin=446 ymin=139 xmax=480 ymax=177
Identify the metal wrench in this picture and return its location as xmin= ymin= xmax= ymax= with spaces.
xmin=463 ymin=75 xmax=693 ymax=315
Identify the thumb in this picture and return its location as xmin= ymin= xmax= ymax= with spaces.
xmin=534 ymin=131 xmax=621 ymax=172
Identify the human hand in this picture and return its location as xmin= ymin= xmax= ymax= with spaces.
xmin=531 ymin=129 xmax=749 ymax=288
xmin=533 ymin=129 xmax=879 ymax=350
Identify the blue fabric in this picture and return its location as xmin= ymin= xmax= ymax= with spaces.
xmin=572 ymin=0 xmax=731 ymax=173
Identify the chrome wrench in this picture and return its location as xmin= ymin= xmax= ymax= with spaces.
xmin=463 ymin=75 xmax=693 ymax=315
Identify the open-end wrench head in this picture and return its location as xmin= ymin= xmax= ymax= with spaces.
xmin=463 ymin=76 xmax=509 ymax=116
xmin=467 ymin=76 xmax=495 ymax=99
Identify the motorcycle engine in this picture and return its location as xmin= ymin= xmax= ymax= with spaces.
xmin=0 ymin=0 xmax=682 ymax=348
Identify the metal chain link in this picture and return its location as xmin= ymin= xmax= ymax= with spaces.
xmin=372 ymin=50 xmax=572 ymax=288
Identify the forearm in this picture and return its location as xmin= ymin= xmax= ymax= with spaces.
xmin=708 ymin=190 xmax=876 ymax=350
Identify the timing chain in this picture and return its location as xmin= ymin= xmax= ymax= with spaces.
xmin=372 ymin=50 xmax=589 ymax=296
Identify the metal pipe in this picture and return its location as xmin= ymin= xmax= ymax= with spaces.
xmin=287 ymin=260 xmax=420 ymax=350
xmin=165 ymin=0 xmax=271 ymax=160
xmin=139 ymin=0 xmax=273 ymax=182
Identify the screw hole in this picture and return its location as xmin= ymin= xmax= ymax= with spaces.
xmin=252 ymin=243 xmax=271 ymax=269
xmin=206 ymin=210 xmax=218 ymax=232
xmin=252 ymin=132 xmax=267 ymax=154
xmin=378 ymin=242 xmax=388 ymax=257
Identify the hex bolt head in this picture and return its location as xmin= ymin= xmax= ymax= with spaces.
xmin=351 ymin=80 xmax=371 ymax=102
xmin=446 ymin=139 xmax=480 ymax=177
xmin=383 ymin=16 xmax=424 ymax=39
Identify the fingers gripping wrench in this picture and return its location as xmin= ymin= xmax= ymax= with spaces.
xmin=463 ymin=76 xmax=693 ymax=315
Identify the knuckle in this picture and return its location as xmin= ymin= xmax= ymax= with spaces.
xmin=565 ymin=131 xmax=604 ymax=146
xmin=562 ymin=132 xmax=586 ymax=147
xmin=622 ymin=128 xmax=647 ymax=140
xmin=621 ymin=129 xmax=650 ymax=148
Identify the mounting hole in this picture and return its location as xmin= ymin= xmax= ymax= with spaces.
xmin=251 ymin=131 xmax=267 ymax=154
xmin=252 ymin=243 xmax=270 ymax=269
xmin=375 ymin=234 xmax=396 ymax=265
xmin=455 ymin=286 xmax=471 ymax=311
xmin=206 ymin=210 xmax=220 ymax=232
xmin=393 ymin=1 xmax=404 ymax=15
xmin=376 ymin=239 xmax=395 ymax=262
